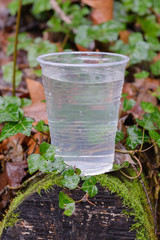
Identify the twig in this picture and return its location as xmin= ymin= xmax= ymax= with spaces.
xmin=0 ymin=171 xmax=42 ymax=196
xmin=12 ymin=0 xmax=22 ymax=96
xmin=140 ymin=143 xmax=156 ymax=153
xmin=120 ymin=154 xmax=142 ymax=179
xmin=50 ymin=0 xmax=72 ymax=24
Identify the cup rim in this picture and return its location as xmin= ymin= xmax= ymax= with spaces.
xmin=37 ymin=51 xmax=129 ymax=67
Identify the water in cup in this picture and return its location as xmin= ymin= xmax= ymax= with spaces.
xmin=42 ymin=71 xmax=123 ymax=175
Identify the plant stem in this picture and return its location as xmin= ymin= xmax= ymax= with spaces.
xmin=12 ymin=0 xmax=22 ymax=96
xmin=139 ymin=128 xmax=145 ymax=151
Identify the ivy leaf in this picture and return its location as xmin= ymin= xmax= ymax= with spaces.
xmin=134 ymin=71 xmax=149 ymax=79
xmin=51 ymin=157 xmax=66 ymax=173
xmin=59 ymin=191 xmax=75 ymax=217
xmin=7 ymin=32 xmax=33 ymax=56
xmin=3 ymin=96 xmax=21 ymax=106
xmin=138 ymin=15 xmax=160 ymax=37
xmin=136 ymin=118 xmax=157 ymax=131
xmin=0 ymin=116 xmax=34 ymax=142
xmin=33 ymin=120 xmax=49 ymax=132
xmin=2 ymin=62 xmax=23 ymax=87
xmin=21 ymin=98 xmax=32 ymax=108
xmin=27 ymin=154 xmax=43 ymax=174
xmin=140 ymin=102 xmax=155 ymax=113
xmin=31 ymin=0 xmax=52 ymax=15
xmin=123 ymin=98 xmax=136 ymax=111
xmin=150 ymin=60 xmax=160 ymax=76
xmin=126 ymin=125 xmax=149 ymax=150
xmin=75 ymin=25 xmax=92 ymax=48
xmin=150 ymin=107 xmax=160 ymax=129
xmin=149 ymin=130 xmax=160 ymax=147
xmin=8 ymin=0 xmax=33 ymax=15
xmin=61 ymin=175 xmax=80 ymax=190
xmin=128 ymin=33 xmax=143 ymax=46
xmin=39 ymin=142 xmax=57 ymax=161
xmin=115 ymin=130 xmax=124 ymax=143
xmin=81 ymin=176 xmax=98 ymax=197
xmin=28 ymin=38 xmax=58 ymax=67
xmin=0 ymin=104 xmax=19 ymax=124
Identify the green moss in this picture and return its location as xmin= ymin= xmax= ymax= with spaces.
xmin=0 ymin=170 xmax=156 ymax=240
xmin=0 ymin=173 xmax=62 ymax=236
xmin=96 ymin=169 xmax=156 ymax=240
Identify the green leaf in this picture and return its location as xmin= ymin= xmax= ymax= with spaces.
xmin=33 ymin=120 xmax=49 ymax=132
xmin=146 ymin=36 xmax=160 ymax=51
xmin=39 ymin=142 xmax=57 ymax=160
xmin=2 ymin=62 xmax=23 ymax=87
xmin=59 ymin=191 xmax=75 ymax=216
xmin=27 ymin=154 xmax=43 ymax=174
xmin=153 ymin=0 xmax=160 ymax=14
xmin=31 ymin=0 xmax=52 ymax=15
xmin=138 ymin=15 xmax=160 ymax=37
xmin=126 ymin=125 xmax=149 ymax=150
xmin=0 ymin=117 xmax=34 ymax=142
xmin=21 ymin=98 xmax=32 ymax=108
xmin=140 ymin=102 xmax=155 ymax=113
xmin=130 ymin=41 xmax=151 ymax=65
xmin=7 ymin=33 xmax=33 ymax=56
xmin=0 ymin=104 xmax=19 ymax=124
xmin=150 ymin=60 xmax=160 ymax=76
xmin=51 ymin=157 xmax=66 ymax=173
xmin=113 ymin=161 xmax=130 ymax=171
xmin=113 ymin=1 xmax=134 ymax=23
xmin=121 ymin=93 xmax=128 ymax=98
xmin=8 ymin=0 xmax=33 ymax=15
xmin=151 ymin=87 xmax=160 ymax=100
xmin=63 ymin=202 xmax=75 ymax=217
xmin=81 ymin=176 xmax=98 ymax=197
xmin=136 ymin=118 xmax=157 ymax=131
xmin=61 ymin=175 xmax=80 ymax=190
xmin=62 ymin=167 xmax=75 ymax=177
xmin=150 ymin=107 xmax=160 ymax=129
xmin=128 ymin=33 xmax=143 ymax=46
xmin=75 ymin=25 xmax=92 ymax=48
xmin=123 ymin=98 xmax=136 ymax=111
xmin=3 ymin=96 xmax=21 ymax=106
xmin=149 ymin=130 xmax=160 ymax=147
xmin=134 ymin=71 xmax=149 ymax=79
xmin=28 ymin=38 xmax=58 ymax=67
xmin=115 ymin=130 xmax=124 ymax=143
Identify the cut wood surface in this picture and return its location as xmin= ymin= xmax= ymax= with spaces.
xmin=1 ymin=184 xmax=136 ymax=240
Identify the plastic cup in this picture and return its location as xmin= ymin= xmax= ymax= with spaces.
xmin=37 ymin=52 xmax=129 ymax=176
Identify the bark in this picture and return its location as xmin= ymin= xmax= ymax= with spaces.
xmin=1 ymin=184 xmax=136 ymax=240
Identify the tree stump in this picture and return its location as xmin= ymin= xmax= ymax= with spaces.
xmin=0 ymin=173 xmax=156 ymax=240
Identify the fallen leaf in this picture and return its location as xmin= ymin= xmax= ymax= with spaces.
xmin=6 ymin=139 xmax=23 ymax=162
xmin=119 ymin=30 xmax=130 ymax=44
xmin=114 ymin=142 xmax=135 ymax=165
xmin=23 ymin=101 xmax=48 ymax=122
xmin=26 ymin=78 xmax=45 ymax=104
xmin=153 ymin=52 xmax=160 ymax=62
xmin=5 ymin=161 xmax=28 ymax=187
xmin=82 ymin=0 xmax=113 ymax=24
xmin=27 ymin=132 xmax=48 ymax=155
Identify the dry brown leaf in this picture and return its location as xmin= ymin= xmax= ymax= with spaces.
xmin=119 ymin=30 xmax=130 ymax=44
xmin=115 ymin=142 xmax=135 ymax=165
xmin=82 ymin=0 xmax=113 ymax=24
xmin=153 ymin=52 xmax=160 ymax=62
xmin=27 ymin=132 xmax=48 ymax=155
xmin=5 ymin=161 xmax=28 ymax=187
xmin=23 ymin=101 xmax=48 ymax=122
xmin=26 ymin=78 xmax=45 ymax=104
xmin=6 ymin=139 xmax=23 ymax=162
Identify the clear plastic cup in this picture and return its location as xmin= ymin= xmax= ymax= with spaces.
xmin=37 ymin=52 xmax=129 ymax=176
